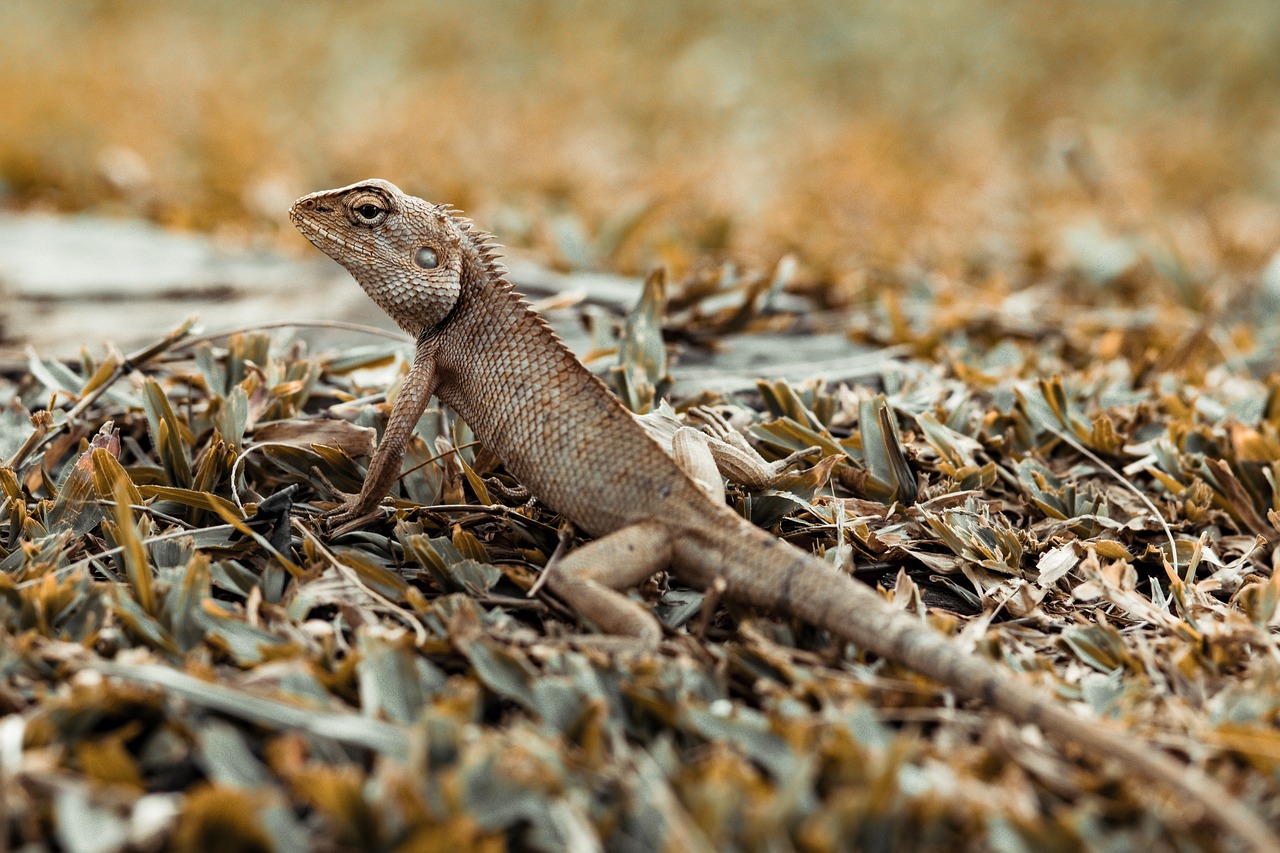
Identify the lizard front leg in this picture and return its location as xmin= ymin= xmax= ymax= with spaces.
xmin=327 ymin=337 xmax=438 ymax=530
xmin=544 ymin=521 xmax=673 ymax=647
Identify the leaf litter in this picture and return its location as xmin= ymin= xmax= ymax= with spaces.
xmin=0 ymin=260 xmax=1276 ymax=852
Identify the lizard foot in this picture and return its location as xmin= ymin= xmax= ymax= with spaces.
xmin=686 ymin=405 xmax=822 ymax=486
xmin=307 ymin=465 xmax=391 ymax=533
xmin=322 ymin=497 xmax=393 ymax=535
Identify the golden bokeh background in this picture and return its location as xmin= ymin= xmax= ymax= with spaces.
xmin=3 ymin=1 xmax=1278 ymax=285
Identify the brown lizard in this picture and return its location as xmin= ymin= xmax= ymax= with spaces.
xmin=291 ymin=179 xmax=1276 ymax=850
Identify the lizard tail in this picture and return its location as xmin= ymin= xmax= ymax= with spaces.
xmin=701 ymin=526 xmax=1279 ymax=851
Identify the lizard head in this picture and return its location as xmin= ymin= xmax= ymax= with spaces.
xmin=290 ymin=178 xmax=472 ymax=336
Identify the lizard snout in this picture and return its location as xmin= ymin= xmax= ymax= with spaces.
xmin=291 ymin=195 xmax=333 ymax=216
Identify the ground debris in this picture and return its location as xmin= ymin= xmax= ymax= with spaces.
xmin=0 ymin=263 xmax=1276 ymax=852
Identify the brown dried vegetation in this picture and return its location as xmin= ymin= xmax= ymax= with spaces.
xmin=0 ymin=251 xmax=1275 ymax=849
xmin=4 ymin=2 xmax=1280 ymax=851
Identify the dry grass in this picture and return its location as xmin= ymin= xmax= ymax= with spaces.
xmin=3 ymin=4 xmax=1280 ymax=851
xmin=0 ymin=273 xmax=1277 ymax=850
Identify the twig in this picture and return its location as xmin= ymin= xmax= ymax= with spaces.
xmin=24 ymin=318 xmax=195 ymax=461
xmin=174 ymin=319 xmax=412 ymax=352
xmin=526 ymin=520 xmax=574 ymax=597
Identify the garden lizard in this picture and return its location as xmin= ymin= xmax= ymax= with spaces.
xmin=291 ymin=179 xmax=1275 ymax=849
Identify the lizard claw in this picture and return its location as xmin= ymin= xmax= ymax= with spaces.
xmin=771 ymin=445 xmax=824 ymax=476
xmin=321 ymin=499 xmax=391 ymax=535
xmin=687 ymin=405 xmax=738 ymax=440
xmin=318 ymin=489 xmax=391 ymax=535
xmin=688 ymin=405 xmax=757 ymax=454
xmin=307 ymin=465 xmax=389 ymax=532
xmin=690 ymin=405 xmax=820 ymax=473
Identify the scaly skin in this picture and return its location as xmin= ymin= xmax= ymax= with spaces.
xmin=292 ymin=179 xmax=1276 ymax=850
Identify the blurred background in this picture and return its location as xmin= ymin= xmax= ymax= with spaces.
xmin=1 ymin=0 xmax=1279 ymax=350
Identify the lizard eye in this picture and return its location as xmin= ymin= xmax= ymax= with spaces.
xmin=413 ymin=246 xmax=440 ymax=270
xmin=347 ymin=193 xmax=389 ymax=226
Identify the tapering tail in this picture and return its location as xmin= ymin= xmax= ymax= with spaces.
xmin=695 ymin=522 xmax=1278 ymax=851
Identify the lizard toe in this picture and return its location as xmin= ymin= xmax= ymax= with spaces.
xmin=322 ymin=500 xmax=387 ymax=534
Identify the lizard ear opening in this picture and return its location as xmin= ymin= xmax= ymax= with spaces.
xmin=413 ymin=246 xmax=440 ymax=270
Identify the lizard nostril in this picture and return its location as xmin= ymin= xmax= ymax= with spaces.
xmin=299 ymin=198 xmax=334 ymax=213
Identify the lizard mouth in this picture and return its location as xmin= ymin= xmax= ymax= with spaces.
xmin=289 ymin=201 xmax=350 ymax=259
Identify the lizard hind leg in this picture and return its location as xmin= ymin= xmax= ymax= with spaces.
xmin=670 ymin=427 xmax=726 ymax=502
xmin=635 ymin=404 xmax=817 ymax=495
xmin=543 ymin=521 xmax=674 ymax=648
xmin=683 ymin=406 xmax=820 ymax=490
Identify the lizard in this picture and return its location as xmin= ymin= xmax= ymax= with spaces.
xmin=290 ymin=178 xmax=1276 ymax=850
